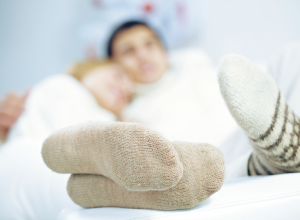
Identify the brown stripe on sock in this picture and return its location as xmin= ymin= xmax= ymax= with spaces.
xmin=263 ymin=103 xmax=289 ymax=151
xmin=248 ymin=154 xmax=265 ymax=176
xmin=255 ymin=155 xmax=274 ymax=175
xmin=277 ymin=113 xmax=298 ymax=163
xmin=292 ymin=112 xmax=300 ymax=162
xmin=252 ymin=153 xmax=270 ymax=175
xmin=247 ymin=154 xmax=256 ymax=176
xmin=289 ymin=145 xmax=299 ymax=162
xmin=287 ymin=112 xmax=297 ymax=161
xmin=297 ymin=120 xmax=300 ymax=146
xmin=293 ymin=155 xmax=300 ymax=168
xmin=247 ymin=154 xmax=252 ymax=176
xmin=277 ymin=147 xmax=292 ymax=163
xmin=272 ymin=164 xmax=296 ymax=173
xmin=251 ymin=91 xmax=281 ymax=142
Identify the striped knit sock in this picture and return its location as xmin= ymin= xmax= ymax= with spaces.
xmin=218 ymin=54 xmax=300 ymax=175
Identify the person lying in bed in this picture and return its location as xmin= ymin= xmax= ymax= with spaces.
xmin=1 ymin=19 xmax=300 ymax=218
xmin=100 ymin=20 xmax=300 ymax=179
xmin=4 ymin=59 xmax=133 ymax=142
xmin=0 ymin=59 xmax=137 ymax=220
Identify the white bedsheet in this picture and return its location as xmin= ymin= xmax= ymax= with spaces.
xmin=0 ymin=74 xmax=116 ymax=219
xmin=0 ymin=138 xmax=77 ymax=220
xmin=58 ymin=173 xmax=300 ymax=220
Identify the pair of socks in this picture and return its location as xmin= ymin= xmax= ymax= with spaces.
xmin=42 ymin=122 xmax=225 ymax=210
xmin=41 ymin=53 xmax=298 ymax=210
xmin=218 ymin=54 xmax=300 ymax=175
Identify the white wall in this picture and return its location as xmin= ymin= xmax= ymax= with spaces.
xmin=202 ymin=0 xmax=300 ymax=64
xmin=1 ymin=0 xmax=300 ymax=94
xmin=0 ymin=0 xmax=104 ymax=94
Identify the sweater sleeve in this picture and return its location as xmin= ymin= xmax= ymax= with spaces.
xmin=7 ymin=74 xmax=116 ymax=141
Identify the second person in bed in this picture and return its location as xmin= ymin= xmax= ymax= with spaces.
xmin=6 ymin=59 xmax=133 ymax=141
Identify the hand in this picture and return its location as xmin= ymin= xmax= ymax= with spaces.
xmin=0 ymin=89 xmax=30 ymax=141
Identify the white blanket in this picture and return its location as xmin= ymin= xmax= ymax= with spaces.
xmin=0 ymin=74 xmax=116 ymax=220
xmin=0 ymin=138 xmax=77 ymax=220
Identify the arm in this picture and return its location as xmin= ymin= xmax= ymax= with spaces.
xmin=0 ymin=90 xmax=29 ymax=142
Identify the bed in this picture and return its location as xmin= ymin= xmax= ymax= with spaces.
xmin=58 ymin=173 xmax=300 ymax=220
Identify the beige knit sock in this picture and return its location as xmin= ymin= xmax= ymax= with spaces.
xmin=67 ymin=142 xmax=225 ymax=210
xmin=42 ymin=121 xmax=183 ymax=192
xmin=218 ymin=54 xmax=300 ymax=175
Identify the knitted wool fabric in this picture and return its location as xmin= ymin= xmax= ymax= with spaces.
xmin=218 ymin=54 xmax=300 ymax=175
xmin=42 ymin=121 xmax=183 ymax=192
xmin=67 ymin=142 xmax=225 ymax=210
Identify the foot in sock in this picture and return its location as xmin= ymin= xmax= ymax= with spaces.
xmin=218 ymin=54 xmax=300 ymax=175
xmin=67 ymin=142 xmax=225 ymax=210
xmin=42 ymin=121 xmax=183 ymax=192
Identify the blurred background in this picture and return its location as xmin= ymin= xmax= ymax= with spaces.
xmin=1 ymin=0 xmax=300 ymax=95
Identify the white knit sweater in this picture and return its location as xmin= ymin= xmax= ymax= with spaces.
xmin=124 ymin=49 xmax=238 ymax=147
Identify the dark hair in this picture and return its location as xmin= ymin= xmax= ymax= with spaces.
xmin=106 ymin=20 xmax=163 ymax=57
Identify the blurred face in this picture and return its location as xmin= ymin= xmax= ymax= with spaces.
xmin=112 ymin=25 xmax=168 ymax=84
xmin=81 ymin=64 xmax=133 ymax=115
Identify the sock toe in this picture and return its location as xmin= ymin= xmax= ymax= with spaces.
xmin=42 ymin=121 xmax=183 ymax=192
xmin=106 ymin=123 xmax=184 ymax=191
xmin=218 ymin=54 xmax=280 ymax=140
xmin=171 ymin=142 xmax=225 ymax=207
